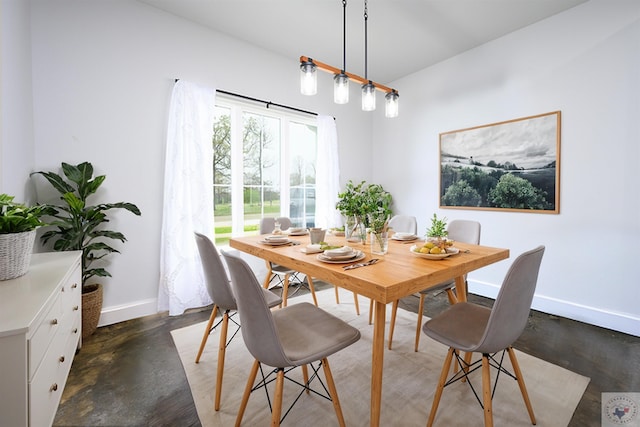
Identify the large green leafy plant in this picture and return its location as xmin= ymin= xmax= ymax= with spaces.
xmin=0 ymin=194 xmax=49 ymax=234
xmin=336 ymin=180 xmax=392 ymax=227
xmin=32 ymin=162 xmax=141 ymax=290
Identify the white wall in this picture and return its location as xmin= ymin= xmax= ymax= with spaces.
xmin=4 ymin=0 xmax=638 ymax=336
xmin=374 ymin=0 xmax=640 ymax=336
xmin=0 ymin=0 xmax=36 ymax=201
xmin=26 ymin=0 xmax=373 ymax=325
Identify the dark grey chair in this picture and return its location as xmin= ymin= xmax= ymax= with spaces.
xmin=193 ymin=232 xmax=281 ymax=411
xmin=422 ymin=245 xmax=545 ymax=427
xmin=259 ymin=217 xmax=319 ymax=307
xmin=222 ymin=250 xmax=361 ymax=427
xmin=388 ymin=219 xmax=482 ymax=351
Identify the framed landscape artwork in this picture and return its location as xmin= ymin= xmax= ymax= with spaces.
xmin=439 ymin=111 xmax=561 ymax=214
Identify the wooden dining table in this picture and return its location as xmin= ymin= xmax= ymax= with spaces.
xmin=230 ymin=232 xmax=509 ymax=427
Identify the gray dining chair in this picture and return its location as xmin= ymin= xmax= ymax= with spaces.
xmin=422 ymin=245 xmax=545 ymax=427
xmin=388 ymin=219 xmax=481 ymax=351
xmin=388 ymin=214 xmax=418 ymax=235
xmin=259 ymin=217 xmax=319 ymax=307
xmin=193 ymin=232 xmax=282 ymax=411
xmin=222 ymin=251 xmax=361 ymax=427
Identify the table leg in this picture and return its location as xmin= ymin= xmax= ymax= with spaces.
xmin=370 ymin=300 xmax=386 ymax=427
xmin=455 ymin=275 xmax=467 ymax=302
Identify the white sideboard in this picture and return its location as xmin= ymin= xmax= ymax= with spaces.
xmin=0 ymin=251 xmax=82 ymax=427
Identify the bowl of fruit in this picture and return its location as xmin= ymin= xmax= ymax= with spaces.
xmin=410 ymin=241 xmax=459 ymax=260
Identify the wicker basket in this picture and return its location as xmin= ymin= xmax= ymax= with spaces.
xmin=82 ymin=283 xmax=103 ymax=339
xmin=0 ymin=230 xmax=36 ymax=281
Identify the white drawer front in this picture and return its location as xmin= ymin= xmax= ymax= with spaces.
xmin=29 ymin=293 xmax=62 ymax=379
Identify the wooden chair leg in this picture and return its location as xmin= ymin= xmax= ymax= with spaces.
xmin=507 ymin=347 xmax=537 ymax=425
xmin=353 ymin=292 xmax=360 ymax=315
xmin=414 ymin=294 xmax=426 ymax=352
xmin=445 ymin=288 xmax=458 ymax=305
xmin=281 ymin=274 xmax=290 ymax=307
xmin=195 ymin=305 xmax=218 ymax=363
xmin=334 ymin=285 xmax=340 ymax=304
xmin=388 ymin=299 xmax=399 ymax=350
xmin=263 ymin=261 xmax=273 ymax=289
xmin=214 ymin=311 xmax=229 ymax=411
xmin=301 ymin=364 xmax=310 ymax=394
xmin=481 ymin=354 xmax=494 ymax=427
xmin=271 ymin=369 xmax=285 ymax=426
xmin=235 ymin=359 xmax=259 ymax=427
xmin=427 ymin=347 xmax=455 ymax=427
xmin=306 ymin=276 xmax=318 ymax=306
xmin=322 ymin=358 xmax=347 ymax=427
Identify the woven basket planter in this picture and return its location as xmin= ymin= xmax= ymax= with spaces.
xmin=0 ymin=229 xmax=36 ymax=281
xmin=82 ymin=283 xmax=103 ymax=339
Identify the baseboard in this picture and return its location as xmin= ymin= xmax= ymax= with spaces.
xmin=470 ymin=280 xmax=640 ymax=338
xmin=97 ymin=298 xmax=158 ymax=328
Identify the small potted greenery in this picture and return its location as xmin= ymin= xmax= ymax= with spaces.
xmin=32 ymin=162 xmax=141 ymax=338
xmin=0 ymin=194 xmax=50 ymax=280
xmin=425 ymin=213 xmax=454 ymax=252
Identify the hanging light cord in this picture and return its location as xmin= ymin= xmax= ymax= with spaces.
xmin=342 ymin=0 xmax=347 ymax=72
xmin=364 ymin=0 xmax=369 ymax=81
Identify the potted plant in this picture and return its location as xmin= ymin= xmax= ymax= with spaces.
xmin=425 ymin=213 xmax=452 ymax=252
xmin=32 ymin=162 xmax=141 ymax=338
xmin=0 ymin=194 xmax=50 ymax=280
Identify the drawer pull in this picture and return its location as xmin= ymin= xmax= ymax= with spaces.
xmin=59 ymin=356 xmax=65 ymax=363
xmin=73 ymin=328 xmax=78 ymax=334
xmin=72 ymin=283 xmax=78 ymax=289
xmin=51 ymin=318 xmax=58 ymax=325
xmin=50 ymin=383 xmax=58 ymax=392
xmin=73 ymin=305 xmax=79 ymax=311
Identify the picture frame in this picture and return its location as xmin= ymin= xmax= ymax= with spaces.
xmin=439 ymin=111 xmax=561 ymax=214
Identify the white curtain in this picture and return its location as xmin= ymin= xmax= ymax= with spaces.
xmin=158 ymin=80 xmax=216 ymax=316
xmin=315 ymin=115 xmax=342 ymax=229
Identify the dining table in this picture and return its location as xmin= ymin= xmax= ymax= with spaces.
xmin=229 ymin=231 xmax=509 ymax=427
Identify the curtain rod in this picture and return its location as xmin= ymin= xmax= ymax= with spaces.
xmin=174 ymin=79 xmax=319 ymax=117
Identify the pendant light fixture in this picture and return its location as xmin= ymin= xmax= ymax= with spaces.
xmin=333 ymin=0 xmax=349 ymax=104
xmin=299 ymin=0 xmax=399 ymax=117
xmin=361 ymin=0 xmax=376 ymax=111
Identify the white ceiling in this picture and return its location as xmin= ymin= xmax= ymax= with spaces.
xmin=138 ymin=0 xmax=588 ymax=83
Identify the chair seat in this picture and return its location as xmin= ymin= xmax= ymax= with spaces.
xmin=422 ymin=302 xmax=491 ymax=351
xmin=274 ymin=302 xmax=361 ymax=366
xmin=419 ymin=279 xmax=454 ymax=295
xmin=263 ymin=287 xmax=283 ymax=308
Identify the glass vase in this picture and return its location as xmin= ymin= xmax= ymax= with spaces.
xmin=370 ymin=231 xmax=389 ymax=255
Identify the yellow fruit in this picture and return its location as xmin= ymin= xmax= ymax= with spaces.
xmin=429 ymin=247 xmax=442 ymax=254
xmin=419 ymin=247 xmax=430 ymax=254
xmin=423 ymin=242 xmax=435 ymax=249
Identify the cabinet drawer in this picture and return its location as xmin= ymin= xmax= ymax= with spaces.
xmin=29 ymin=293 xmax=62 ymax=379
xmin=60 ymin=269 xmax=81 ymax=324
xmin=29 ymin=325 xmax=68 ymax=427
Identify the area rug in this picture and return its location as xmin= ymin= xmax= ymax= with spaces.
xmin=171 ymin=289 xmax=589 ymax=426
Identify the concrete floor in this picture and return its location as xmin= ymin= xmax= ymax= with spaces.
xmin=54 ymin=281 xmax=639 ymax=426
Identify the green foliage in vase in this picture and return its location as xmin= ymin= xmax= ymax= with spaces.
xmin=32 ymin=162 xmax=141 ymax=290
xmin=336 ymin=180 xmax=392 ymax=228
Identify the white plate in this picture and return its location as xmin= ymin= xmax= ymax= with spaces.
xmin=300 ymin=247 xmax=323 ymax=254
xmin=392 ymin=233 xmax=417 ymax=241
xmin=260 ymin=239 xmax=291 ymax=246
xmin=317 ymin=251 xmax=365 ymax=264
xmin=287 ymin=231 xmax=309 ymax=236
xmin=409 ymin=245 xmax=459 ymax=260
